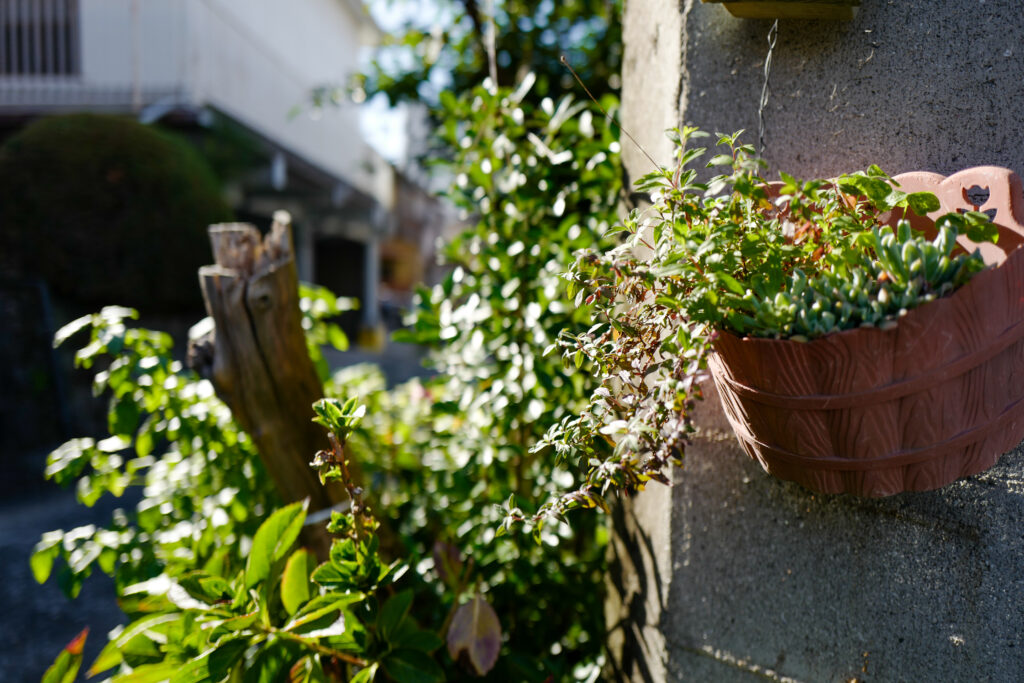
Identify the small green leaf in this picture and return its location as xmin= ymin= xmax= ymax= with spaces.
xmin=30 ymin=535 xmax=62 ymax=584
xmin=245 ymin=500 xmax=308 ymax=589
xmin=962 ymin=211 xmax=1000 ymax=244
xmin=393 ymin=626 xmax=443 ymax=653
xmin=906 ymin=191 xmax=940 ymax=216
xmin=208 ymin=613 xmax=260 ymax=642
xmin=285 ymin=593 xmax=365 ymax=631
xmin=327 ymin=325 xmax=349 ymax=351
xmin=87 ymin=636 xmax=123 ymax=677
xmin=178 ymin=572 xmax=233 ymax=604
xmin=350 ymin=663 xmax=379 ymax=683
xmin=715 ymin=272 xmax=745 ymax=296
xmin=171 ymin=638 xmax=248 ymax=683
xmin=241 ymin=637 xmax=303 ymax=683
xmin=114 ymin=661 xmax=181 ymax=683
xmin=281 ymin=548 xmax=315 ymax=615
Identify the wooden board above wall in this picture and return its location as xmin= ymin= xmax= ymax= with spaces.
xmin=701 ymin=0 xmax=860 ymax=19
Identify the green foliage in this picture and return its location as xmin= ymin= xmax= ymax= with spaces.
xmin=530 ymin=128 xmax=998 ymax=526
xmin=0 ymin=113 xmax=231 ymax=311
xmin=39 ymin=387 xmax=444 ymax=683
xmin=339 ymin=77 xmax=620 ymax=681
xmin=356 ymin=0 xmax=621 ymax=108
xmin=300 ymin=283 xmax=358 ymax=383
xmin=32 ymin=284 xmax=357 ymax=600
xmin=33 ymin=16 xmax=627 ymax=681
xmin=79 ymin=501 xmax=440 ymax=683
xmin=33 ymin=305 xmax=275 ymax=599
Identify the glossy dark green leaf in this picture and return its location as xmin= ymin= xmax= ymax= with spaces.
xmin=178 ymin=572 xmax=233 ymax=604
xmin=170 ymin=638 xmax=248 ymax=683
xmin=377 ymin=589 xmax=414 ymax=641
xmin=208 ymin=613 xmax=260 ymax=642
xmin=285 ymin=593 xmax=365 ymax=631
xmin=381 ymin=649 xmax=444 ymax=683
xmin=241 ymin=638 xmax=303 ymax=683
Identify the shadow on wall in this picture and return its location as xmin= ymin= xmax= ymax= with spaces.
xmin=605 ymin=490 xmax=670 ymax=683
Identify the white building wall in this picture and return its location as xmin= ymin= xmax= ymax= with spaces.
xmin=187 ymin=0 xmax=390 ymax=204
xmin=0 ymin=0 xmax=390 ymax=207
xmin=79 ymin=0 xmax=186 ymax=90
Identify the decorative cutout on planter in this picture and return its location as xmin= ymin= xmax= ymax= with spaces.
xmin=709 ymin=167 xmax=1024 ymax=496
xmin=702 ymin=0 xmax=860 ymax=20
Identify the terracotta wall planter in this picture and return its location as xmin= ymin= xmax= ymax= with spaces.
xmin=701 ymin=0 xmax=860 ymax=20
xmin=709 ymin=167 xmax=1024 ymax=496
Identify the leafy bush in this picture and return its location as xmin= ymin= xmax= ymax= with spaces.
xmin=356 ymin=0 xmax=621 ymax=109
xmin=0 ymin=113 xmax=231 ymax=311
xmin=48 ymin=404 xmax=443 ymax=683
xmin=33 ymin=77 xmax=625 ymax=675
xmin=33 ymin=306 xmax=275 ymax=600
xmin=334 ymin=78 xmax=622 ymax=681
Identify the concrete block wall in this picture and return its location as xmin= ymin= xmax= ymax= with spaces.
xmin=607 ymin=1 xmax=1024 ymax=680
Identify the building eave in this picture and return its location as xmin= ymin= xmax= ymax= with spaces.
xmin=338 ymin=0 xmax=383 ymax=45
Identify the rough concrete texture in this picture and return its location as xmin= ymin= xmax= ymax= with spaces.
xmin=619 ymin=0 xmax=685 ymax=178
xmin=667 ymin=418 xmax=1024 ymax=681
xmin=680 ymin=0 xmax=1024 ymax=180
xmin=610 ymin=383 xmax=1024 ymax=681
xmin=607 ymin=1 xmax=1024 ymax=680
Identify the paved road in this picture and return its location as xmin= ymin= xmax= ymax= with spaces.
xmin=0 ymin=489 xmax=125 ymax=682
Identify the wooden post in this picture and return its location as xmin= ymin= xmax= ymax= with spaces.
xmin=188 ymin=214 xmax=344 ymax=556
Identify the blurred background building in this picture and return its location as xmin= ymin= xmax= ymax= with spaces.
xmin=0 ymin=0 xmax=454 ymax=487
xmin=0 ymin=0 xmax=453 ymax=330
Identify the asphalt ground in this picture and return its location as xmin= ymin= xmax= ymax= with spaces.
xmin=0 ymin=488 xmax=126 ymax=682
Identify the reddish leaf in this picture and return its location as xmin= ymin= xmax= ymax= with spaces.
xmin=65 ymin=628 xmax=88 ymax=656
xmin=446 ymin=593 xmax=501 ymax=675
xmin=41 ymin=628 xmax=88 ymax=683
xmin=432 ymin=540 xmax=463 ymax=587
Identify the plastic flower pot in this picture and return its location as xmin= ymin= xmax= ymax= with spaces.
xmin=708 ymin=167 xmax=1024 ymax=496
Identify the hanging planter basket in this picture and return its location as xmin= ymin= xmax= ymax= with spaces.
xmin=709 ymin=167 xmax=1024 ymax=496
xmin=701 ymin=0 xmax=860 ymax=20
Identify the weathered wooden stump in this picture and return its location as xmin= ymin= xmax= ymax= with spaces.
xmin=189 ymin=214 xmax=345 ymax=557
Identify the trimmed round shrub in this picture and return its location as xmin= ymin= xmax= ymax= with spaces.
xmin=0 ymin=113 xmax=232 ymax=311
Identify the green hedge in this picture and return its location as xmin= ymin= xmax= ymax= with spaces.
xmin=0 ymin=113 xmax=232 ymax=311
